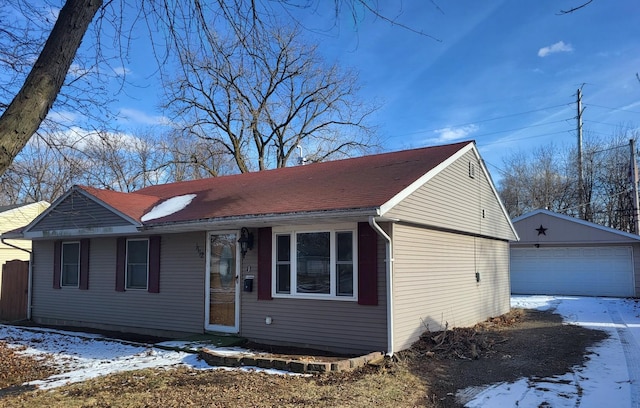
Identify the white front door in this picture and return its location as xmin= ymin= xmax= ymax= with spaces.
xmin=205 ymin=231 xmax=240 ymax=333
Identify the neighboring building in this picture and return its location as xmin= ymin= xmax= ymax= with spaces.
xmin=511 ymin=209 xmax=640 ymax=297
xmin=4 ymin=141 xmax=517 ymax=354
xmin=0 ymin=201 xmax=50 ymax=291
xmin=0 ymin=201 xmax=49 ymax=320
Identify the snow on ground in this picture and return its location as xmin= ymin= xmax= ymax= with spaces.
xmin=2 ymin=296 xmax=639 ymax=404
xmin=461 ymin=296 xmax=640 ymax=408
xmin=0 ymin=325 xmax=291 ymax=390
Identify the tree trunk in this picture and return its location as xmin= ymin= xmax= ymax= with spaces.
xmin=0 ymin=0 xmax=102 ymax=175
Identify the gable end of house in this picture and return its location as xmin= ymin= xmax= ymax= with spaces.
xmin=25 ymin=187 xmax=140 ymax=239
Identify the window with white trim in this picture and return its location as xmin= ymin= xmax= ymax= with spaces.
xmin=273 ymin=226 xmax=357 ymax=299
xmin=126 ymin=239 xmax=149 ymax=290
xmin=61 ymin=242 xmax=80 ymax=287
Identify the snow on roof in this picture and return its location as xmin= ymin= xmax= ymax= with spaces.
xmin=141 ymin=194 xmax=197 ymax=222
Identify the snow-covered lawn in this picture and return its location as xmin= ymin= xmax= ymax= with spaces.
xmin=462 ymin=296 xmax=640 ymax=407
xmin=0 ymin=325 xmax=287 ymax=390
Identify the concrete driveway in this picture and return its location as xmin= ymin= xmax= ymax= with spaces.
xmin=460 ymin=296 xmax=640 ymax=407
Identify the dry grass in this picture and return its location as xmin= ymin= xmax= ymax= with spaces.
xmin=0 ymin=342 xmax=57 ymax=389
xmin=1 ymin=364 xmax=428 ymax=408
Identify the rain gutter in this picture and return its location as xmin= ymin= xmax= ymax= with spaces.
xmin=368 ymin=216 xmax=396 ymax=357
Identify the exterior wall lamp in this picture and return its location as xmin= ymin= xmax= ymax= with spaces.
xmin=238 ymin=227 xmax=254 ymax=258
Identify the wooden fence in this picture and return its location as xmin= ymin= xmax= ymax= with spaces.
xmin=0 ymin=260 xmax=29 ymax=321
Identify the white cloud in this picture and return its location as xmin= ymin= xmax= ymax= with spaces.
xmin=538 ymin=41 xmax=573 ymax=57
xmin=113 ymin=66 xmax=131 ymax=76
xmin=118 ymin=108 xmax=171 ymax=126
xmin=68 ymin=63 xmax=96 ymax=78
xmin=46 ymin=110 xmax=81 ymax=125
xmin=431 ymin=124 xmax=479 ymax=143
xmin=51 ymin=126 xmax=148 ymax=152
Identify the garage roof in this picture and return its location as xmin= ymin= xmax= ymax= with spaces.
xmin=512 ymin=209 xmax=640 ymax=245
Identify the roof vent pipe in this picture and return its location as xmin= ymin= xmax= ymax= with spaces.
xmin=297 ymin=144 xmax=308 ymax=166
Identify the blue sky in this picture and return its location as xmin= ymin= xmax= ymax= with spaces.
xmin=84 ymin=1 xmax=640 ymax=180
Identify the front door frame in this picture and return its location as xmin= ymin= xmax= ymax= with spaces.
xmin=205 ymin=230 xmax=241 ymax=333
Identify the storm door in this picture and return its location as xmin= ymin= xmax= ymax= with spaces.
xmin=205 ymin=232 xmax=239 ymax=332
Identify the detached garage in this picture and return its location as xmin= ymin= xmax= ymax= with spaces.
xmin=511 ymin=209 xmax=640 ymax=297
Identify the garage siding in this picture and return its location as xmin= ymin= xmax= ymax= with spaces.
xmin=511 ymin=246 xmax=634 ymax=297
xmin=392 ymin=224 xmax=511 ymax=352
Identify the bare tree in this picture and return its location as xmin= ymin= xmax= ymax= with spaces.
xmin=77 ymin=130 xmax=167 ymax=192
xmin=499 ymin=145 xmax=573 ymax=218
xmin=0 ymin=132 xmax=85 ymax=204
xmin=154 ymin=131 xmax=237 ymax=181
xmin=498 ymin=130 xmax=640 ymax=232
xmin=0 ymin=0 xmax=103 ymax=175
xmin=557 ymin=0 xmax=593 ymax=14
xmin=0 ymin=0 xmax=433 ymax=177
xmin=165 ymin=24 xmax=378 ymax=173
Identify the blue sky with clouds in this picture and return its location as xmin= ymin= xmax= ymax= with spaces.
xmin=101 ymin=1 xmax=639 ymax=178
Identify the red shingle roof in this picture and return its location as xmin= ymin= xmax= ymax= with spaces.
xmin=84 ymin=141 xmax=471 ymax=224
xmin=77 ymin=186 xmax=159 ymax=222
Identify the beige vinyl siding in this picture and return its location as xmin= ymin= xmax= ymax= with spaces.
xmin=513 ymin=213 xmax=639 ymax=244
xmin=0 ymin=247 xmax=30 ymax=264
xmin=1 ymin=202 xmax=49 ymax=263
xmin=31 ymin=232 xmax=206 ymax=337
xmin=31 ymin=191 xmax=131 ymax=232
xmin=392 ymin=223 xmax=510 ymax=352
xmin=385 ymin=150 xmax=515 ymax=241
xmin=1 ymin=202 xmax=49 ymax=297
xmin=239 ymin=228 xmax=388 ymax=354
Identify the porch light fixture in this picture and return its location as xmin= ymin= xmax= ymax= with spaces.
xmin=238 ymin=227 xmax=254 ymax=258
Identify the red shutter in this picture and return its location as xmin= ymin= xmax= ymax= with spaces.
xmin=116 ymin=237 xmax=126 ymax=292
xmin=79 ymin=239 xmax=90 ymax=290
xmin=257 ymin=227 xmax=272 ymax=300
xmin=148 ymin=236 xmax=161 ymax=293
xmin=358 ymin=222 xmax=378 ymax=305
xmin=53 ymin=241 xmax=61 ymax=289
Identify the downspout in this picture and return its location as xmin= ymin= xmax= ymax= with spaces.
xmin=368 ymin=216 xmax=394 ymax=357
xmin=1 ymin=238 xmax=33 ymax=320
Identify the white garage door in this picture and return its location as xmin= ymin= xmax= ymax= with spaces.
xmin=511 ymin=246 xmax=634 ymax=297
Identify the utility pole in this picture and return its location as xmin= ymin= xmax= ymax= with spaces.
xmin=576 ymin=88 xmax=586 ymax=220
xmin=630 ymin=139 xmax=640 ymax=234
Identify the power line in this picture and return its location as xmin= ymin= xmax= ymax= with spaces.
xmin=393 ymin=103 xmax=573 ymax=137
xmin=471 ymin=120 xmax=573 ymax=140
xmin=585 ymin=104 xmax=640 ymax=115
xmin=480 ymin=129 xmax=574 ymax=146
xmin=584 ymin=119 xmax=638 ymax=128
